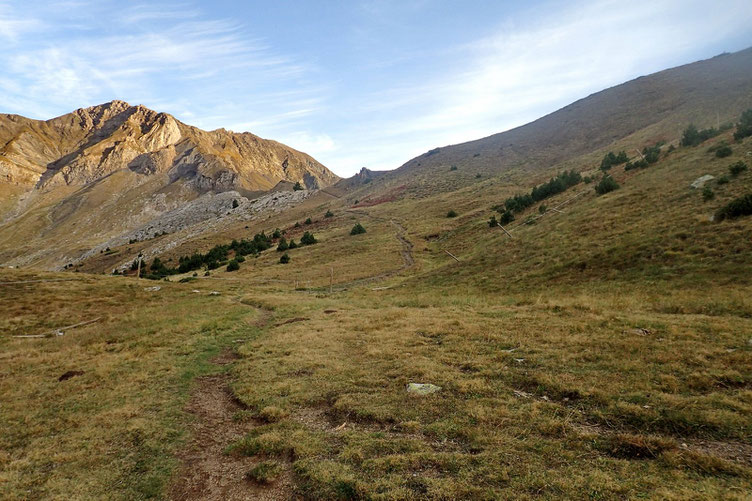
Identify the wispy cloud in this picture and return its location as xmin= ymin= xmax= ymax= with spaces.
xmin=326 ymin=0 xmax=752 ymax=171
xmin=0 ymin=0 xmax=324 ymax=129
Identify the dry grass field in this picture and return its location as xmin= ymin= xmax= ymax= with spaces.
xmin=2 ymin=128 xmax=752 ymax=499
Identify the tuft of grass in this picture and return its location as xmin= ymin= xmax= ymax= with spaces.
xmin=245 ymin=460 xmax=282 ymax=484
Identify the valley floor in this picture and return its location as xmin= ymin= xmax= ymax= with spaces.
xmin=1 ymin=266 xmax=750 ymax=500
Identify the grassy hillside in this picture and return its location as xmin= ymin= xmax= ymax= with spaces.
xmin=3 ymin=106 xmax=752 ymax=499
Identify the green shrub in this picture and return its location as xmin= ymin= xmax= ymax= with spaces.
xmin=450 ymin=165 xmax=458 ymax=171
xmin=488 ymin=215 xmax=498 ymax=228
xmin=702 ymin=186 xmax=714 ymax=201
xmin=595 ymin=175 xmax=619 ymax=195
xmin=717 ymin=175 xmax=730 ymax=185
xmin=293 ymin=181 xmax=303 ymax=191
xmin=324 ymin=210 xmax=334 ymax=218
xmin=624 ymin=159 xmax=648 ymax=171
xmin=272 ymin=228 xmax=282 ymax=239
xmin=288 ymin=240 xmax=298 ymax=249
xmin=277 ymin=238 xmax=288 ymax=251
xmin=583 ymin=176 xmax=593 ymax=184
xmin=446 ymin=210 xmax=457 ymax=218
xmin=498 ymin=170 xmax=581 ymax=214
xmin=499 ymin=210 xmax=515 ymax=225
xmin=226 ymin=260 xmax=240 ymax=272
xmin=600 ymin=151 xmax=629 ymax=171
xmin=350 ymin=223 xmax=366 ymax=235
xmin=279 ymin=253 xmax=290 ymax=264
xmin=475 ymin=173 xmax=482 ymax=179
xmin=681 ymin=124 xmax=721 ymax=147
xmin=300 ymin=232 xmax=317 ymax=245
xmin=733 ymin=108 xmax=752 ymax=140
xmin=642 ymin=144 xmax=661 ymax=164
xmin=715 ymin=193 xmax=752 ymax=221
xmin=729 ymin=161 xmax=748 ymax=177
xmin=304 ymin=217 xmax=312 ymax=225
xmin=539 ymin=204 xmax=547 ymax=214
xmin=715 ymin=144 xmax=732 ymax=158
xmin=235 ymin=255 xmax=246 ymax=263
xmin=232 ymin=199 xmax=239 ymax=209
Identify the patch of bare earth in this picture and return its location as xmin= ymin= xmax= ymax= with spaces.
xmin=170 ymin=357 xmax=296 ymax=500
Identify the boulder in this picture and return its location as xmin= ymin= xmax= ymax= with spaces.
xmin=690 ymin=175 xmax=714 ymax=189
xmin=406 ymin=383 xmax=441 ymax=395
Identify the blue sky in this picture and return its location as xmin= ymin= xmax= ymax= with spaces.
xmin=1 ymin=1 xmax=751 ymax=176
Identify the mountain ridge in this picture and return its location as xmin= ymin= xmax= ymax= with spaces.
xmin=0 ymin=99 xmax=339 ymax=192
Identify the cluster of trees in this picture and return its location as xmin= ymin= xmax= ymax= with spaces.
xmin=277 ymin=231 xmax=316 ymax=252
xmin=494 ymin=170 xmax=582 ymax=224
xmin=600 ymin=151 xmax=629 ymax=171
xmin=136 ymin=230 xmax=279 ymax=279
xmin=624 ymin=143 xmax=662 ymax=171
xmin=681 ymin=108 xmax=752 ymax=147
xmin=680 ymin=124 xmax=726 ymax=147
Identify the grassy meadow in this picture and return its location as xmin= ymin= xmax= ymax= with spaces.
xmin=2 ymin=129 xmax=752 ymax=499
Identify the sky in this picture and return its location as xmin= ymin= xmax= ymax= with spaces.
xmin=1 ymin=1 xmax=751 ymax=177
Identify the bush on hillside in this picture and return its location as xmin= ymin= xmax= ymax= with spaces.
xmin=733 ymin=108 xmax=752 ymax=141
xmin=288 ymin=240 xmax=298 ymax=249
xmin=702 ymin=186 xmax=714 ymax=201
xmin=499 ymin=210 xmax=515 ymax=225
xmin=272 ymin=228 xmax=282 ymax=239
xmin=717 ymin=175 xmax=730 ymax=185
xmin=325 ymin=210 xmax=334 ymax=218
xmin=350 ymin=223 xmax=366 ymax=235
xmin=450 ymin=165 xmax=458 ymax=171
xmin=446 ymin=210 xmax=457 ymax=218
xmin=624 ymin=159 xmax=648 ymax=171
xmin=715 ymin=144 xmax=732 ymax=158
xmin=499 ymin=170 xmax=581 ymax=214
xmin=595 ymin=175 xmax=619 ymax=195
xmin=304 ymin=217 xmax=312 ymax=225
xmin=600 ymin=151 xmax=629 ymax=171
xmin=300 ymin=231 xmax=316 ymax=245
xmin=294 ymin=222 xmax=301 ymax=228
xmin=277 ymin=238 xmax=288 ymax=251
xmin=642 ymin=144 xmax=661 ymax=164
xmin=488 ymin=215 xmax=498 ymax=228
xmin=539 ymin=204 xmax=547 ymax=214
xmin=293 ymin=181 xmax=303 ymax=191
xmin=715 ymin=193 xmax=752 ymax=221
xmin=226 ymin=260 xmax=240 ymax=272
xmin=279 ymin=253 xmax=290 ymax=264
xmin=729 ymin=161 xmax=748 ymax=177
xmin=681 ymin=124 xmax=721 ymax=147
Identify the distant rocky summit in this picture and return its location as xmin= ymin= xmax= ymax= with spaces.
xmin=0 ymin=100 xmax=338 ymax=191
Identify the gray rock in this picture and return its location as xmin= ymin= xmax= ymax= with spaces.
xmin=406 ymin=383 xmax=441 ymax=395
xmin=690 ymin=175 xmax=714 ymax=189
